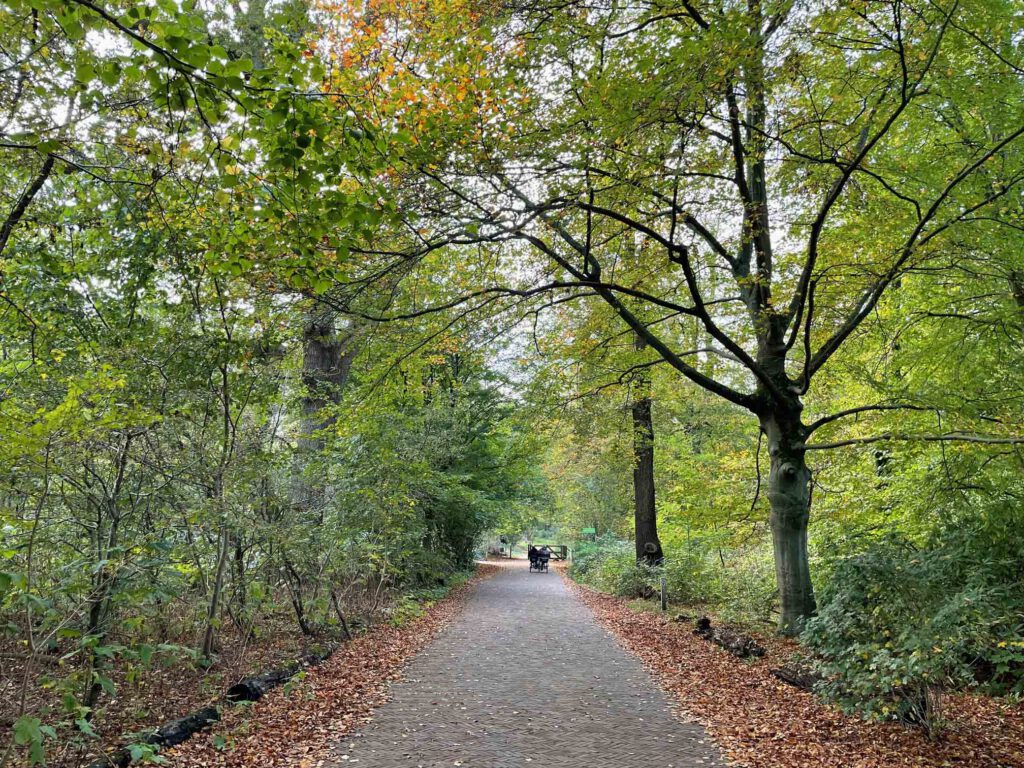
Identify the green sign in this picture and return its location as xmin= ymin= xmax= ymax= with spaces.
xmin=581 ymin=527 xmax=596 ymax=535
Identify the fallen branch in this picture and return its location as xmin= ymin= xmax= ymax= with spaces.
xmin=771 ymin=659 xmax=822 ymax=690
xmin=226 ymin=644 xmax=338 ymax=702
xmin=87 ymin=644 xmax=339 ymax=767
xmin=86 ymin=707 xmax=220 ymax=768
xmin=693 ymin=616 xmax=766 ymax=658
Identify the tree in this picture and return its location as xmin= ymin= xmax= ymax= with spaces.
xmin=318 ymin=0 xmax=1024 ymax=633
xmin=631 ymin=335 xmax=663 ymax=564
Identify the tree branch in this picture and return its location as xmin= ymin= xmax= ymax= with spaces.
xmin=805 ymin=404 xmax=933 ymax=434
xmin=0 ymin=153 xmax=54 ymax=258
xmin=802 ymin=432 xmax=1024 ymax=450
xmin=786 ymin=2 xmax=959 ymax=343
xmin=807 ymin=120 xmax=1024 ymax=378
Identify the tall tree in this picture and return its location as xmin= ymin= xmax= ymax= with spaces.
xmin=631 ymin=334 xmax=663 ymax=564
xmin=319 ymin=0 xmax=1024 ymax=632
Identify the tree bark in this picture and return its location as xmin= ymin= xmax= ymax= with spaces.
xmin=1010 ymin=270 xmax=1024 ymax=340
xmin=0 ymin=154 xmax=55 ymax=258
xmin=330 ymin=589 xmax=353 ymax=640
xmin=282 ymin=556 xmax=314 ymax=636
xmin=201 ymin=525 xmax=230 ymax=658
xmin=83 ymin=436 xmax=131 ymax=713
xmin=760 ymin=409 xmax=816 ymax=635
xmin=294 ymin=306 xmax=358 ymax=516
xmin=299 ymin=309 xmax=356 ymax=451
xmin=632 ymin=335 xmax=663 ymax=565
xmin=83 ymin=562 xmax=114 ymax=713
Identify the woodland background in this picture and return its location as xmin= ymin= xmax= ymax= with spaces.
xmin=1 ymin=0 xmax=1022 ymax=765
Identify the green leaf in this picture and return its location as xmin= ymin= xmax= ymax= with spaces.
xmin=13 ymin=716 xmax=48 ymax=765
xmin=99 ymin=63 xmax=122 ymax=87
xmin=74 ymin=60 xmax=96 ymax=85
xmin=96 ymin=673 xmax=117 ymax=696
xmin=13 ymin=716 xmax=41 ymax=746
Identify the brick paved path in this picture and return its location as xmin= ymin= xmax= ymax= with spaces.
xmin=329 ymin=561 xmax=724 ymax=768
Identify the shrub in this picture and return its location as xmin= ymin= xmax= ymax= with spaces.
xmin=569 ymin=538 xmax=656 ymax=597
xmin=715 ymin=551 xmax=777 ymax=623
xmin=609 ymin=558 xmax=660 ymax=599
xmin=803 ymin=527 xmax=1024 ymax=736
xmin=568 ymin=535 xmax=626 ymax=581
xmin=572 ymin=537 xmax=775 ymax=610
xmin=662 ymin=550 xmax=718 ymax=605
xmin=589 ymin=545 xmax=644 ymax=596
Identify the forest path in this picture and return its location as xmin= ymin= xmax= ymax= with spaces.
xmin=325 ymin=560 xmax=724 ymax=768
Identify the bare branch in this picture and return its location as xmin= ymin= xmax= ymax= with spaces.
xmin=806 ymin=404 xmax=933 ymax=434
xmin=803 ymin=432 xmax=1024 ymax=450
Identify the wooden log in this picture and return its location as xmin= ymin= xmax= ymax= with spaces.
xmin=87 ymin=746 xmax=133 ymax=768
xmin=693 ymin=616 xmax=766 ymax=658
xmin=226 ymin=644 xmax=338 ymax=702
xmin=88 ymin=643 xmax=340 ymax=767
xmin=226 ymin=663 xmax=300 ymax=702
xmin=153 ymin=706 xmax=221 ymax=747
xmin=770 ymin=660 xmax=822 ymax=690
xmin=86 ymin=707 xmax=220 ymax=768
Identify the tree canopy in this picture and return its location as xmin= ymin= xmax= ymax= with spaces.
xmin=1 ymin=0 xmax=1023 ymax=763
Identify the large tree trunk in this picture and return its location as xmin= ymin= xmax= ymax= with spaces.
xmin=278 ymin=307 xmax=358 ymax=638
xmin=760 ymin=410 xmax=816 ymax=635
xmin=632 ymin=335 xmax=663 ymax=565
xmin=294 ymin=307 xmax=357 ymax=516
xmin=299 ymin=314 xmax=354 ymax=448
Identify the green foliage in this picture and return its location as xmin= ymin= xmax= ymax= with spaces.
xmin=659 ymin=549 xmax=720 ymax=608
xmin=326 ymin=349 xmax=547 ymax=584
xmin=12 ymin=717 xmax=55 ymax=765
xmin=570 ymin=539 xmax=649 ymax=598
xmin=2 ymin=0 xmax=1023 ymax=756
xmin=570 ymin=536 xmax=776 ymax=624
xmin=566 ymin=536 xmax=624 ymax=581
xmin=0 ymin=2 xmax=547 ymax=760
xmin=804 ymin=518 xmax=1024 ymax=733
xmin=126 ymin=741 xmax=167 ymax=765
xmin=388 ymin=570 xmax=474 ymax=627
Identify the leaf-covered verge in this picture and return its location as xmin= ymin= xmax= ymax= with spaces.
xmin=3 ymin=610 xmax=316 ymax=768
xmin=2 ymin=565 xmax=492 ymax=768
xmin=567 ymin=575 xmax=1024 ymax=768
xmin=565 ymin=504 xmax=1024 ymax=735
